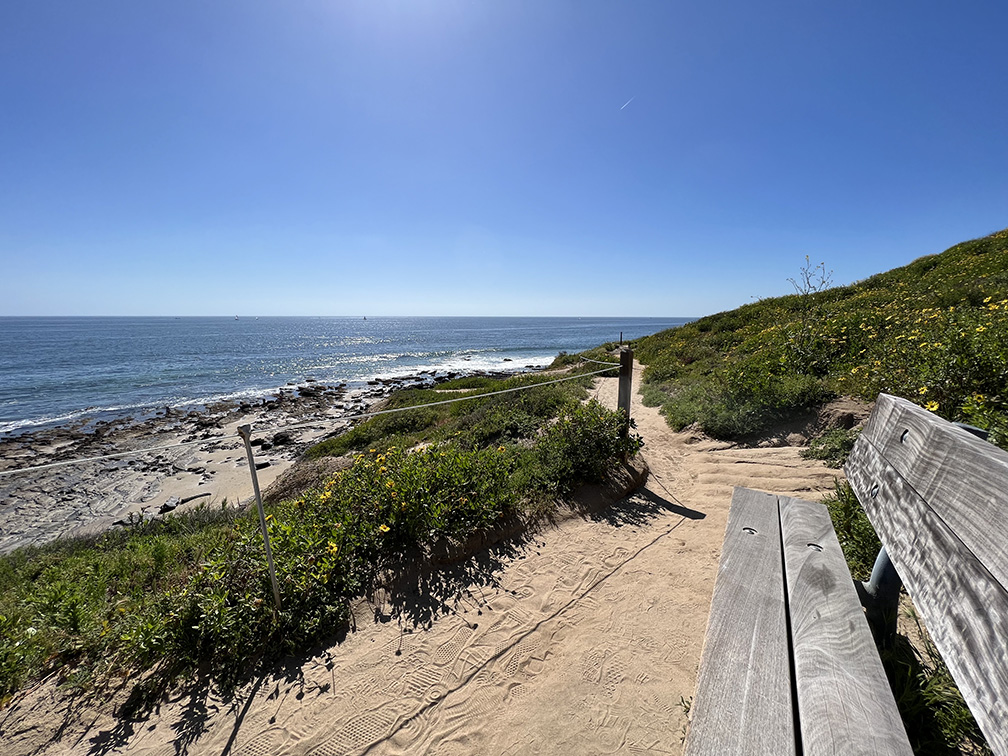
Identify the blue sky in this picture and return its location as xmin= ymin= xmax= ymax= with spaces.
xmin=2 ymin=1 xmax=1006 ymax=317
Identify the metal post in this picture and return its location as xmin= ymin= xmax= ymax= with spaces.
xmin=617 ymin=347 xmax=633 ymax=437
xmin=857 ymin=424 xmax=988 ymax=649
xmin=237 ymin=424 xmax=282 ymax=611
xmin=857 ymin=546 xmax=902 ymax=647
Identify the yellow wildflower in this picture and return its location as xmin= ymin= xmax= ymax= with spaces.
xmin=379 ymin=524 xmax=390 ymax=534
xmin=327 ymin=541 xmax=339 ymax=556
xmin=918 ymin=386 xmax=928 ymax=395
xmin=925 ymin=401 xmax=939 ymax=412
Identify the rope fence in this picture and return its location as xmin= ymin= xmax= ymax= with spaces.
xmin=1 ymin=352 xmax=634 ymax=604
xmin=0 ymin=361 xmax=620 ymax=480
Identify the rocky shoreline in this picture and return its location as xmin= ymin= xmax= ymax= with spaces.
xmin=0 ymin=369 xmax=526 ymax=555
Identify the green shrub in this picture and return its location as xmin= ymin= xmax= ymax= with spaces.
xmin=307 ymin=372 xmax=594 ymax=459
xmin=0 ymin=381 xmax=638 ymax=704
xmin=307 ymin=407 xmax=441 ymax=458
xmin=802 ymin=427 xmax=860 ymax=468
xmin=660 ymin=366 xmax=830 ymax=438
xmin=549 ymin=351 xmax=580 ymax=368
xmin=635 ymin=227 xmax=1008 ymax=448
xmin=530 ymin=400 xmax=643 ymax=495
xmin=639 ymin=382 xmax=670 ymax=408
xmin=822 ymin=480 xmax=880 ymax=582
xmin=435 ymin=375 xmax=498 ymax=390
xmin=0 ymin=504 xmax=239 ymax=702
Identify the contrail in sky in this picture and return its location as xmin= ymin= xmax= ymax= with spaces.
xmin=620 ymin=96 xmax=635 ymax=110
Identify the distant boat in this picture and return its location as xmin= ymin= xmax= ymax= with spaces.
xmin=235 ymin=315 xmax=239 ymax=320
xmin=363 ymin=316 xmax=367 ymax=321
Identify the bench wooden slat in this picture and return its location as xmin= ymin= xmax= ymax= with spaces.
xmin=685 ymin=488 xmax=796 ymax=756
xmin=847 ymin=423 xmax=1008 ymax=756
xmin=858 ymin=393 xmax=1008 ymax=592
xmin=779 ymin=495 xmax=912 ymax=755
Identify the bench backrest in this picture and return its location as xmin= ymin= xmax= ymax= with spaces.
xmin=846 ymin=393 xmax=1008 ymax=756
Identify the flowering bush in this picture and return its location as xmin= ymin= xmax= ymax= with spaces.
xmin=0 ymin=378 xmax=640 ymax=702
xmin=637 ymin=228 xmax=1008 ymax=446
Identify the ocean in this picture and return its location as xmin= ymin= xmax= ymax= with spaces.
xmin=0 ymin=316 xmax=688 ymax=435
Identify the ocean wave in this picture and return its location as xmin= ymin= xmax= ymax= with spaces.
xmin=0 ymin=400 xmax=159 ymax=435
xmin=0 ymin=346 xmax=568 ymax=434
xmin=367 ymin=351 xmax=554 ymax=382
xmin=0 ymin=316 xmax=683 ymax=435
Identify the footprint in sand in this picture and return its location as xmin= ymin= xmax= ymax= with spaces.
xmin=581 ymin=648 xmax=607 ymax=684
xmin=432 ymin=625 xmax=473 ymax=666
xmin=305 ymin=709 xmax=396 ymax=756
xmin=503 ymin=636 xmax=541 ymax=677
xmin=232 ymin=728 xmax=291 ymax=756
xmin=580 ymin=648 xmax=626 ymax=696
xmin=401 ymin=665 xmax=443 ymax=699
xmin=444 ymin=686 xmax=500 ymax=724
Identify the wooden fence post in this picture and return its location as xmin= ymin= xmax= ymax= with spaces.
xmin=237 ymin=424 xmax=282 ymax=612
xmin=618 ymin=347 xmax=633 ymax=437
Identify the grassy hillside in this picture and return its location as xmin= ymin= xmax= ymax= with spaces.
xmin=635 ymin=228 xmax=1008 ymax=445
xmin=636 ymin=228 xmax=1006 ymax=753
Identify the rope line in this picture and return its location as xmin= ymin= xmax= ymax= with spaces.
xmin=0 ymin=365 xmax=618 ymax=480
xmin=579 ymin=356 xmax=620 ymax=366
xmin=252 ymin=365 xmax=617 ymax=438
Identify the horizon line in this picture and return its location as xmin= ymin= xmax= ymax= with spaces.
xmin=0 ymin=314 xmax=697 ymax=320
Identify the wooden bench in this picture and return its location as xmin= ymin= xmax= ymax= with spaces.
xmin=684 ymin=393 xmax=1008 ymax=755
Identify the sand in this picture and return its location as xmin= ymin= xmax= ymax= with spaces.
xmin=1 ymin=363 xmax=846 ymax=755
xmin=0 ymin=377 xmax=437 ymax=554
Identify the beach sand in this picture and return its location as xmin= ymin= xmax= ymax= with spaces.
xmin=0 ymin=377 xmax=439 ymax=554
xmin=1 ymin=364 xmax=851 ymax=755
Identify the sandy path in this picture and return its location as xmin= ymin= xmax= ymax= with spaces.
xmin=8 ymin=364 xmax=840 ymax=755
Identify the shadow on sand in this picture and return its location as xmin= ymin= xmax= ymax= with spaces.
xmin=80 ymin=457 xmax=694 ymax=755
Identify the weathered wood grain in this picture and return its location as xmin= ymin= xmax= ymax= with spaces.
xmin=685 ymin=488 xmax=795 ymax=756
xmin=858 ymin=393 xmax=1008 ymax=592
xmin=847 ymin=435 xmax=1008 ymax=756
xmin=779 ymin=496 xmax=912 ymax=755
